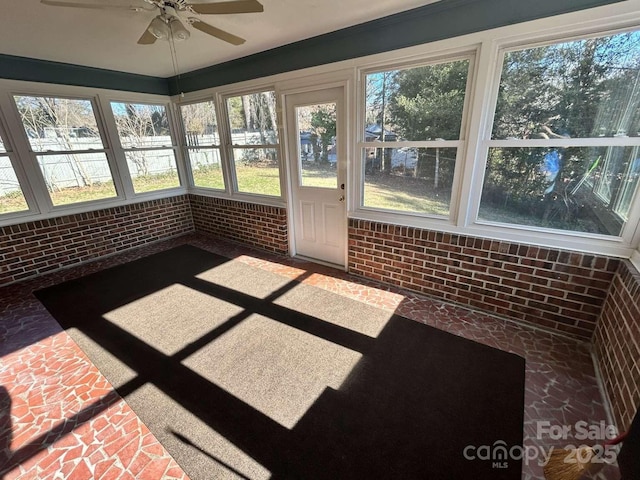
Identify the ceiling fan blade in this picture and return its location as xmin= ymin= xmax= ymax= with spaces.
xmin=137 ymin=27 xmax=158 ymax=45
xmin=189 ymin=0 xmax=263 ymax=15
xmin=41 ymin=0 xmax=149 ymax=10
xmin=189 ymin=18 xmax=245 ymax=45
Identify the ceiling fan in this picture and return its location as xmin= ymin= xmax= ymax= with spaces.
xmin=40 ymin=0 xmax=264 ymax=46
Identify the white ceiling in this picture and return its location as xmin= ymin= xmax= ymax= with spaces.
xmin=2 ymin=0 xmax=440 ymax=78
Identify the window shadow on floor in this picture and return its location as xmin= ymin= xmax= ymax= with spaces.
xmin=25 ymin=244 xmax=524 ymax=480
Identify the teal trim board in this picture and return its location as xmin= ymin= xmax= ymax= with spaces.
xmin=169 ymin=0 xmax=625 ymax=94
xmin=0 ymin=54 xmax=168 ymax=95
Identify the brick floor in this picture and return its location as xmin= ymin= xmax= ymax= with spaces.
xmin=0 ymin=233 xmax=620 ymax=479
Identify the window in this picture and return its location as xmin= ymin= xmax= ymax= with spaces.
xmin=225 ymin=90 xmax=281 ymax=197
xmin=180 ymin=100 xmax=224 ymax=190
xmin=360 ymin=58 xmax=471 ymax=216
xmin=479 ymin=31 xmax=640 ymax=236
xmin=0 ymin=122 xmax=29 ymax=215
xmin=14 ymin=95 xmax=117 ymax=206
xmin=111 ymin=102 xmax=180 ymax=193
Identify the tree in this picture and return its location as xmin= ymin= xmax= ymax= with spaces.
xmin=226 ymin=92 xmax=278 ymax=164
xmin=484 ymin=31 xmax=640 ymax=232
xmin=366 ymin=71 xmax=397 ymax=173
xmin=310 ymin=105 xmax=336 ymax=164
xmin=180 ymin=100 xmax=218 ymax=146
xmin=388 ymin=60 xmax=468 ymax=184
xmin=112 ymin=103 xmax=170 ymax=176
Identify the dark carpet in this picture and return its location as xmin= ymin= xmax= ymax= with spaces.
xmin=36 ymin=244 xmax=525 ymax=479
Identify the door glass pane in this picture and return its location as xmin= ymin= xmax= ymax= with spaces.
xmin=296 ymin=102 xmax=337 ymax=188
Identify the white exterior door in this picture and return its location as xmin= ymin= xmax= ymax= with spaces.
xmin=285 ymin=87 xmax=347 ymax=267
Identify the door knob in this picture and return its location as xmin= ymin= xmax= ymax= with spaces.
xmin=338 ymin=195 xmax=345 ymax=202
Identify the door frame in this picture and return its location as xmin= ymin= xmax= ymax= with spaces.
xmin=281 ymin=80 xmax=351 ymax=269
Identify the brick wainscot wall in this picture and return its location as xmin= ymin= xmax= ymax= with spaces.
xmin=0 ymin=196 xmax=193 ymax=286
xmin=593 ymin=260 xmax=640 ymax=431
xmin=348 ymin=219 xmax=620 ymax=339
xmin=189 ymin=194 xmax=288 ymax=254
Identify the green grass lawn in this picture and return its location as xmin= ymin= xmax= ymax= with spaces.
xmin=236 ymin=166 xmax=281 ymax=196
xmin=364 ymin=173 xmax=450 ymax=216
xmin=192 ymin=167 xmax=225 ymax=190
xmin=300 ymin=165 xmax=338 ymax=189
xmin=1 ymin=166 xmax=450 ymax=215
xmin=0 ymin=173 xmax=182 ymax=214
xmin=131 ymin=172 xmax=181 ymax=194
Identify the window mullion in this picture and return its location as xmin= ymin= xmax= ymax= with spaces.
xmin=458 ymin=39 xmax=505 ymax=229
xmin=216 ymin=93 xmax=236 ymax=194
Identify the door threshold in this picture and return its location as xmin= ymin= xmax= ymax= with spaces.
xmin=293 ymin=255 xmax=346 ymax=271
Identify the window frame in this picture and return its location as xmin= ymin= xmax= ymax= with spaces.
xmin=177 ymin=96 xmax=228 ymax=193
xmin=10 ymin=91 xmax=124 ymax=210
xmin=108 ymin=98 xmax=185 ymax=196
xmin=353 ymin=49 xmax=477 ymax=223
xmin=218 ymin=86 xmax=286 ymax=202
xmin=473 ymin=25 xmax=640 ymax=246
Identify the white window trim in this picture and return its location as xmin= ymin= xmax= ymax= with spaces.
xmin=107 ymin=98 xmax=186 ymax=196
xmin=0 ymin=107 xmax=36 ymax=220
xmin=216 ymin=87 xmax=286 ymax=202
xmin=175 ymin=96 xmax=228 ymax=194
xmin=9 ymin=91 xmax=125 ymax=212
xmin=346 ymin=10 xmax=640 ymax=258
xmin=352 ymin=48 xmax=478 ymax=227
xmin=0 ymin=80 xmax=188 ymax=227
xmin=470 ymin=22 xmax=640 ymax=253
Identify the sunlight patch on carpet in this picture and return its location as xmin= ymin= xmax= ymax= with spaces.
xmin=181 ymin=314 xmax=362 ymax=429
xmin=195 ymin=261 xmax=295 ymax=299
xmin=103 ymin=284 xmax=244 ymax=356
xmin=274 ymin=283 xmax=394 ymax=338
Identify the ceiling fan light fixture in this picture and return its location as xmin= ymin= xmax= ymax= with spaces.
xmin=148 ymin=15 xmax=170 ymax=40
xmin=169 ymin=17 xmax=190 ymax=41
